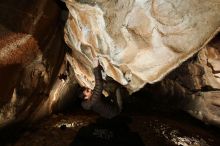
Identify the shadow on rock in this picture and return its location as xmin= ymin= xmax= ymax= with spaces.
xmin=69 ymin=116 xmax=145 ymax=146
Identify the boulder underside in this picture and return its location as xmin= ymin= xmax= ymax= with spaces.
xmin=0 ymin=0 xmax=220 ymax=127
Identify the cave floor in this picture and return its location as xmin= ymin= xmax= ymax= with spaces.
xmin=4 ymin=109 xmax=220 ymax=146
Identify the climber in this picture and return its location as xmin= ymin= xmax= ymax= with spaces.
xmin=79 ymin=59 xmax=123 ymax=119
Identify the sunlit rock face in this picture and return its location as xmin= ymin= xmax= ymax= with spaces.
xmin=0 ymin=0 xmax=68 ymax=127
xmin=64 ymin=0 xmax=220 ymax=93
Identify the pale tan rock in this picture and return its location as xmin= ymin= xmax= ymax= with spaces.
xmin=64 ymin=0 xmax=220 ymax=93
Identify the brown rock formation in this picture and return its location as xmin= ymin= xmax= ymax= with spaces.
xmin=0 ymin=0 xmax=68 ymax=127
xmin=143 ymin=34 xmax=220 ymax=126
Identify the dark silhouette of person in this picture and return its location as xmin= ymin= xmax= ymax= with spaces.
xmin=69 ymin=116 xmax=145 ymax=146
xmin=80 ymin=60 xmax=123 ymax=119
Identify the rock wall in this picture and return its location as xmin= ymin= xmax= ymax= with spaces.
xmin=143 ymin=34 xmax=220 ymax=126
xmin=0 ymin=0 xmax=68 ymax=127
xmin=174 ymin=36 xmax=220 ymax=126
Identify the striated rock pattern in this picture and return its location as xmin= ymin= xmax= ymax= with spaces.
xmin=0 ymin=0 xmax=70 ymax=127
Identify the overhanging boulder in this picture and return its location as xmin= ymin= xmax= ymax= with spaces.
xmin=63 ymin=0 xmax=220 ymax=93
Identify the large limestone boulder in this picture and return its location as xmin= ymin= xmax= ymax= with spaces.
xmin=63 ymin=0 xmax=220 ymax=93
xmin=62 ymin=0 xmax=220 ymax=126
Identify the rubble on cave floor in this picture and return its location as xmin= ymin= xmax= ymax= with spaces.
xmin=3 ymin=110 xmax=220 ymax=146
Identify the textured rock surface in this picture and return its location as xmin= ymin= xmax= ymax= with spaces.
xmin=172 ymin=40 xmax=220 ymax=126
xmin=2 ymin=111 xmax=220 ymax=146
xmin=1 ymin=0 xmax=220 ymax=129
xmin=142 ymin=34 xmax=220 ymax=126
xmin=64 ymin=0 xmax=220 ymax=93
xmin=62 ymin=0 xmax=220 ymax=127
xmin=0 ymin=0 xmax=69 ymax=127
